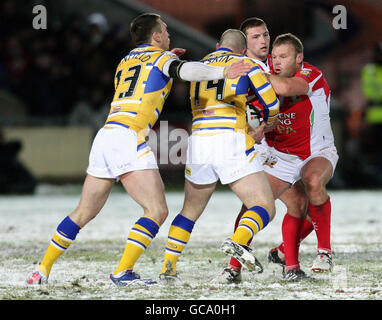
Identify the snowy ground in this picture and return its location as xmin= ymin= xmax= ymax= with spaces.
xmin=0 ymin=185 xmax=381 ymax=301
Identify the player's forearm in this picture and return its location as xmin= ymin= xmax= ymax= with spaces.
xmin=179 ymin=62 xmax=225 ymax=81
xmin=266 ymin=74 xmax=309 ymax=96
xmin=178 ymin=61 xmax=225 ymax=81
xmin=163 ymin=60 xmax=225 ymax=81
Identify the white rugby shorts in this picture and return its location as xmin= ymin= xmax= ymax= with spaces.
xmin=255 ymin=138 xmax=271 ymax=165
xmin=87 ymin=127 xmax=157 ymax=179
xmin=263 ymin=145 xmax=339 ymax=184
xmin=185 ymin=131 xmax=264 ymax=185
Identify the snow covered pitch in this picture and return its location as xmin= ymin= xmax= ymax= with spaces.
xmin=1 ymin=185 xmax=381 ymax=300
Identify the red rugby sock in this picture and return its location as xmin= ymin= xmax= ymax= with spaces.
xmin=277 ymin=217 xmax=314 ymax=254
xmin=282 ymin=213 xmax=304 ymax=271
xmin=299 ymin=217 xmax=314 ymax=245
xmin=308 ymin=196 xmax=331 ymax=253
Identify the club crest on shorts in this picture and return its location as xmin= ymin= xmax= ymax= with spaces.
xmin=263 ymin=155 xmax=277 ymax=168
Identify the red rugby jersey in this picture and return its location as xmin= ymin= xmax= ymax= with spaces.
xmin=272 ymin=62 xmax=334 ymax=160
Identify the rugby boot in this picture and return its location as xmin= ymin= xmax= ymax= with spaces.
xmin=110 ymin=270 xmax=157 ymax=286
xmin=27 ymin=270 xmax=48 ymax=285
xmin=221 ymin=239 xmax=263 ymax=273
xmin=311 ymin=250 xmax=333 ymax=273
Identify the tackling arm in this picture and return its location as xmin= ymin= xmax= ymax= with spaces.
xmin=266 ymin=73 xmax=309 ymax=96
xmin=162 ymin=59 xmax=252 ymax=81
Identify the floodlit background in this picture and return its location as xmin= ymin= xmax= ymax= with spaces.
xmin=0 ymin=0 xmax=381 ymax=300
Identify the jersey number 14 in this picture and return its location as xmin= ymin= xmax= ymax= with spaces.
xmin=194 ymin=79 xmax=226 ymax=106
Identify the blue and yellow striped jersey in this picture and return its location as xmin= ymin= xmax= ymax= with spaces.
xmin=104 ymin=44 xmax=177 ymax=143
xmin=190 ymin=48 xmax=279 ymax=145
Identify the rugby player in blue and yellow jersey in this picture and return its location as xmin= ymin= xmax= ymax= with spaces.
xmin=159 ymin=29 xmax=279 ymax=282
xmin=27 ymin=13 xmax=252 ymax=286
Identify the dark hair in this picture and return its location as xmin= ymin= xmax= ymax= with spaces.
xmin=239 ymin=17 xmax=267 ymax=35
xmin=130 ymin=13 xmax=162 ymax=46
xmin=273 ymin=33 xmax=304 ymax=54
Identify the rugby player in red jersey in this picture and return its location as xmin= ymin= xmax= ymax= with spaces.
xmin=264 ymin=33 xmax=337 ymax=280
xmin=224 ymin=32 xmax=338 ymax=282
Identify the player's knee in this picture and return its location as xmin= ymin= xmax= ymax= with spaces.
xmin=303 ymin=173 xmax=328 ymax=204
xmin=145 ymin=204 xmax=169 ymax=226
xmin=302 ymin=172 xmax=323 ymax=194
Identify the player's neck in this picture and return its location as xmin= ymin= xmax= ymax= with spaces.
xmin=247 ymin=53 xmax=267 ymax=63
xmin=149 ymin=40 xmax=167 ymax=51
xmin=295 ymin=62 xmax=303 ymax=72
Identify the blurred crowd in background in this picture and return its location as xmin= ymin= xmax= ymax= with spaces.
xmin=0 ymin=0 xmax=190 ymax=127
xmin=0 ymin=0 xmax=381 ymax=192
xmin=1 ymin=1 xmax=133 ymax=127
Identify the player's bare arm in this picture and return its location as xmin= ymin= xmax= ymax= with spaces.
xmin=269 ymin=40 xmax=309 ymax=96
xmin=266 ymin=73 xmax=309 ymax=96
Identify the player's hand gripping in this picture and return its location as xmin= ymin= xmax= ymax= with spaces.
xmin=171 ymin=48 xmax=187 ymax=57
xmin=223 ymin=60 xmax=252 ymax=79
xmin=248 ymin=122 xmax=266 ymax=143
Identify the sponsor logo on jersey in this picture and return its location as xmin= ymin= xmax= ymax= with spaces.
xmin=300 ymin=69 xmax=312 ymax=77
